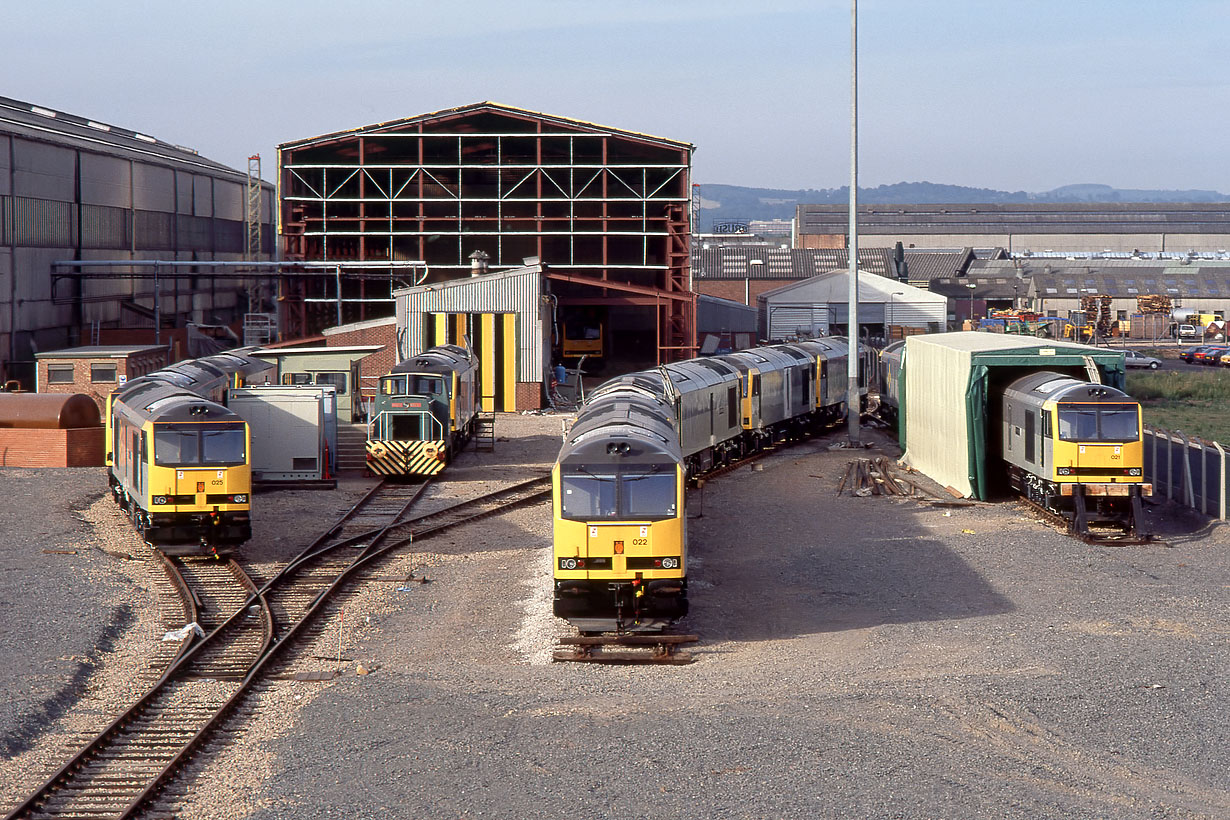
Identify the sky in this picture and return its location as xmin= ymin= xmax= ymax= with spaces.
xmin=2 ymin=1 xmax=1227 ymax=193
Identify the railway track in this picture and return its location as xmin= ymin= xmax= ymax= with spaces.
xmin=6 ymin=475 xmax=549 ymax=820
xmin=1021 ymin=496 xmax=1160 ymax=547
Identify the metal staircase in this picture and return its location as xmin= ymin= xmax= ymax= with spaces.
xmin=474 ymin=401 xmax=496 ymax=453
xmin=335 ymin=423 xmax=371 ymax=472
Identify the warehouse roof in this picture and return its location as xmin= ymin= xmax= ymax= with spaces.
xmin=796 ymin=202 xmax=1230 ymax=236
xmin=280 ymin=101 xmax=694 ymax=152
xmin=695 ymin=246 xmax=895 ymax=280
xmin=0 ymin=96 xmax=247 ymax=180
xmin=965 ymin=259 xmax=1230 ymax=299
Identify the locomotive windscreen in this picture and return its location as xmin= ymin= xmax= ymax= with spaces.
xmin=154 ymin=423 xmax=247 ymax=467
xmin=560 ymin=466 xmax=676 ymax=521
xmin=1057 ymin=404 xmax=1139 ymax=443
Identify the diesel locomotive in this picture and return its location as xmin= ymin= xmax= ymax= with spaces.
xmin=106 ymin=350 xmax=271 ymax=556
xmin=1001 ymin=372 xmax=1149 ymax=535
xmin=877 ymin=343 xmax=1149 ymax=536
xmin=365 ymin=344 xmax=480 ymax=477
xmin=552 ymin=338 xmax=870 ymax=633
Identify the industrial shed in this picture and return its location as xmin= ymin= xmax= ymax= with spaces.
xmin=279 ymin=102 xmax=696 ymax=363
xmin=394 ymin=263 xmax=548 ymax=411
xmin=899 ymin=333 xmax=1127 ymax=499
xmin=0 ymin=95 xmax=275 ymax=385
xmin=757 ymin=271 xmax=945 ymax=340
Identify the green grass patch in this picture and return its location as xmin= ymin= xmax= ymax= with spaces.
xmin=1127 ymin=369 xmax=1230 ymax=444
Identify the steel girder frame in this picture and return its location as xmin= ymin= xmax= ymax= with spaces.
xmin=278 ymin=104 xmax=695 ymax=358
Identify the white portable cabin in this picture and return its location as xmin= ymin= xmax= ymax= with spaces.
xmin=227 ymin=385 xmax=338 ymax=485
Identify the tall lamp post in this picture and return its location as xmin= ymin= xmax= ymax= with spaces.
xmin=846 ymin=0 xmax=860 ymax=445
xmin=966 ymin=282 xmax=977 ymax=329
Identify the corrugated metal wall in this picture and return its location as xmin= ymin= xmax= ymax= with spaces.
xmin=396 ymin=270 xmax=545 ymax=390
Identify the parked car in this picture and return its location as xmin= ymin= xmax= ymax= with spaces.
xmin=1123 ymin=349 xmax=1162 ymax=369
xmin=1195 ymin=345 xmax=1230 ymax=364
xmin=1179 ymin=345 xmax=1211 ymax=364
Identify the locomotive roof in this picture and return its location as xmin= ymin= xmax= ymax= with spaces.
xmin=389 ymin=345 xmax=472 ymax=376
xmin=558 ymin=397 xmax=682 ymax=466
xmin=1006 ymin=371 xmax=1132 ymax=403
xmin=113 ymin=378 xmax=237 ymax=424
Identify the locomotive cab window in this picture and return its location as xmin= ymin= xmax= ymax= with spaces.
xmin=412 ymin=375 xmax=445 ymax=395
xmin=382 ymin=377 xmax=407 ymax=395
xmin=560 ymin=465 xmax=677 ymax=521
xmin=154 ymin=423 xmax=246 ymax=467
xmin=1057 ymin=404 xmax=1139 ymax=443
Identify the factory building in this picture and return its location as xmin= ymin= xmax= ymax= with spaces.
xmin=795 ymin=203 xmax=1230 ymax=254
xmin=278 ymin=102 xmax=696 ymax=363
xmin=0 ymin=96 xmax=275 ymax=385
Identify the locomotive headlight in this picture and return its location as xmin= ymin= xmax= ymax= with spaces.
xmin=152 ymin=495 xmax=167 ymax=505
xmin=561 ymin=558 xmax=578 ymax=570
xmin=1128 ymin=468 xmax=1141 ymax=476
xmin=232 ymin=494 xmax=247 ymax=503
xmin=660 ymin=557 xmax=679 ymax=569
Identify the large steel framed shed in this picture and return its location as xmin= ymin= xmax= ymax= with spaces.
xmin=278 ymin=102 xmax=697 ymax=362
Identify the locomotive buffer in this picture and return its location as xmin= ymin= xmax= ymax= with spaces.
xmin=553 ymin=633 xmax=699 ymax=665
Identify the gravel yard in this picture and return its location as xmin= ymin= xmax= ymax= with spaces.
xmin=2 ymin=414 xmax=1227 ymax=819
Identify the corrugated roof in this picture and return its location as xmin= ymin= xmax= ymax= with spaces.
xmin=695 ymin=246 xmax=895 ymax=280
xmin=900 ymin=248 xmax=974 ymax=282
xmin=964 ymin=259 xmax=1230 ymax=299
xmin=797 ymin=202 xmax=1230 ymax=235
xmin=0 ymin=95 xmax=247 ymax=180
xmin=280 ymin=101 xmax=694 ymax=152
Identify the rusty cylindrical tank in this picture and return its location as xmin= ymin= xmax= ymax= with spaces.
xmin=0 ymin=393 xmax=101 ymax=429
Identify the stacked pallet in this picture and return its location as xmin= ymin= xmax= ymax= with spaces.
xmin=1136 ymin=294 xmax=1172 ymax=314
xmin=1081 ymin=293 xmax=1113 ymax=336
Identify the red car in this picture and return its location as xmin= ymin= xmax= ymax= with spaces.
xmin=1194 ymin=345 xmax=1230 ymax=364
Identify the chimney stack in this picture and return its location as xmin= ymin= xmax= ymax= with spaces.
xmin=469 ymin=250 xmax=490 ymax=277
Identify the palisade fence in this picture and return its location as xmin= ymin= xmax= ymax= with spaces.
xmin=1143 ymin=425 xmax=1227 ymax=520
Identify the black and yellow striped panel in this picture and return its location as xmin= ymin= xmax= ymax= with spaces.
xmin=425 ymin=312 xmax=518 ymax=411
xmin=365 ymin=440 xmax=447 ymax=476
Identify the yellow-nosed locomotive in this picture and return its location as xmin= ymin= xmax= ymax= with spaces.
xmin=877 ymin=341 xmax=1150 ymax=536
xmin=1001 ymin=372 xmax=1149 ymax=534
xmin=552 ymin=338 xmax=869 ymax=633
xmin=106 ymin=351 xmax=270 ymax=556
xmin=366 ymin=344 xmax=480 ymax=477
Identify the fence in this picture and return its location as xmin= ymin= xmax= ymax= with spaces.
xmin=1143 ymin=425 xmax=1227 ymax=520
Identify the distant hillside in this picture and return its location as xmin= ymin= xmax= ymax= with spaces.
xmin=696 ymin=182 xmax=1230 ymax=232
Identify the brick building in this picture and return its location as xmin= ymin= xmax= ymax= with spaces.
xmin=34 ymin=345 xmax=168 ymax=411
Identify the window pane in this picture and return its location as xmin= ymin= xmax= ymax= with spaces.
xmin=1099 ymin=409 xmax=1139 ymax=442
xmin=155 ymin=429 xmax=198 ymax=466
xmin=47 ymin=366 xmax=74 ymax=384
xmin=413 ymin=376 xmax=444 ymax=395
xmin=622 ymin=473 xmax=677 ymax=519
xmin=90 ymin=364 xmax=117 ymax=383
xmin=1058 ymin=409 xmax=1099 ymax=442
xmin=201 ymin=428 xmax=246 ymax=464
xmin=315 ymin=372 xmax=348 ymax=395
xmin=560 ymin=474 xmax=617 ymax=520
